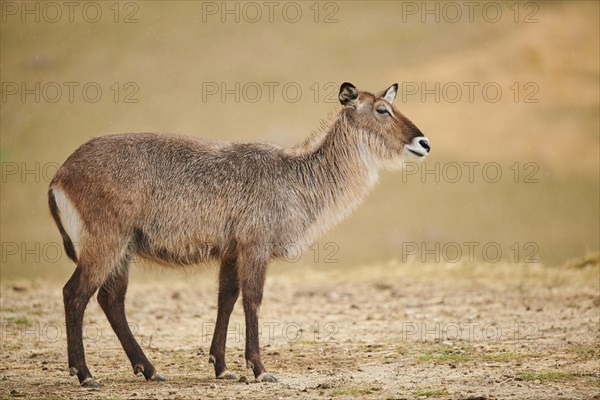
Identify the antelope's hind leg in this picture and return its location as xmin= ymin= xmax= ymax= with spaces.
xmin=63 ymin=264 xmax=105 ymax=387
xmin=63 ymin=236 xmax=129 ymax=387
xmin=97 ymin=256 xmax=164 ymax=382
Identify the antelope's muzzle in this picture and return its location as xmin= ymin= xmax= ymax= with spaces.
xmin=405 ymin=137 xmax=431 ymax=158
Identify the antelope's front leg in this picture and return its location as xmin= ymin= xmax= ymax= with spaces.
xmin=238 ymin=247 xmax=277 ymax=382
xmin=209 ymin=257 xmax=239 ymax=380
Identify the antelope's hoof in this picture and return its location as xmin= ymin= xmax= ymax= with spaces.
xmin=81 ymin=378 xmax=101 ymax=388
xmin=148 ymin=373 xmax=166 ymax=382
xmin=217 ymin=370 xmax=238 ymax=380
xmin=256 ymin=372 xmax=278 ymax=382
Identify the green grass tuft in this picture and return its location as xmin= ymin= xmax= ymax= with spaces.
xmin=331 ymin=387 xmax=377 ymax=396
xmin=417 ymin=345 xmax=471 ymax=363
xmin=517 ymin=370 xmax=574 ymax=380
xmin=12 ymin=317 xmax=31 ymax=325
xmin=414 ymin=386 xmax=448 ymax=397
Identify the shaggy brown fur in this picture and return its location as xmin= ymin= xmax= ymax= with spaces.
xmin=48 ymin=82 xmax=430 ymax=386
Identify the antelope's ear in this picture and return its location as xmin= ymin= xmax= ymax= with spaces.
xmin=380 ymin=83 xmax=398 ymax=104
xmin=339 ymin=82 xmax=359 ymax=106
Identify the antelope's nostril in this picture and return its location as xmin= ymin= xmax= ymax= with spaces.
xmin=419 ymin=139 xmax=431 ymax=152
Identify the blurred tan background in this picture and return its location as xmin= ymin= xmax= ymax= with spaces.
xmin=1 ymin=1 xmax=598 ymax=281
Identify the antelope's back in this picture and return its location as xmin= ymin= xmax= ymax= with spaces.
xmin=50 ymin=133 xmax=305 ymax=259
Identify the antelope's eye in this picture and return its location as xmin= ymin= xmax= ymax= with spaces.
xmin=376 ymin=107 xmax=389 ymax=115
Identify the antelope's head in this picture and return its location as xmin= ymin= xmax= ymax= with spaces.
xmin=338 ymin=82 xmax=430 ymax=169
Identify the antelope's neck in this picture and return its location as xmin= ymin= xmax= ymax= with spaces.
xmin=307 ymin=127 xmax=379 ymax=190
xmin=290 ymin=120 xmax=380 ymax=244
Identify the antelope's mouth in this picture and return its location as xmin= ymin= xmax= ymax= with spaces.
xmin=404 ymin=137 xmax=431 ymax=158
xmin=408 ymin=148 xmax=426 ymax=157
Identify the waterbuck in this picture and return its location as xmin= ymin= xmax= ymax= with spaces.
xmin=48 ymin=82 xmax=430 ymax=386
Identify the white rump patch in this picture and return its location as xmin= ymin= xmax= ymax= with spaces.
xmin=52 ymin=187 xmax=82 ymax=248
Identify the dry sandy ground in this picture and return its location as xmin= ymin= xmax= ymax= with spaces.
xmin=1 ymin=259 xmax=599 ymax=400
